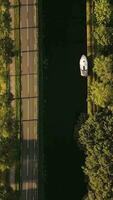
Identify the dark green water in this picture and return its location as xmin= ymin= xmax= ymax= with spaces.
xmin=42 ymin=0 xmax=87 ymax=199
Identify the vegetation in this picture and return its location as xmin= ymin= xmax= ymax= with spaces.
xmin=77 ymin=110 xmax=113 ymax=200
xmin=89 ymin=0 xmax=113 ymax=111
xmin=0 ymin=184 xmax=17 ymax=200
xmin=0 ymin=12 xmax=11 ymax=38
xmin=94 ymin=0 xmax=112 ymax=25
xmin=94 ymin=26 xmax=113 ymax=48
xmin=91 ymin=54 xmax=113 ymax=110
xmin=14 ymin=0 xmax=21 ymax=121
xmin=90 ymin=81 xmax=113 ymax=108
xmin=86 ymin=0 xmax=93 ymax=115
xmin=14 ymin=0 xmax=21 ymax=196
xmin=0 ymin=36 xmax=15 ymax=64
xmin=93 ymin=55 xmax=113 ymax=83
xmin=0 ymin=0 xmax=18 ymax=199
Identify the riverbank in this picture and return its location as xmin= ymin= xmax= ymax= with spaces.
xmin=77 ymin=0 xmax=113 ymax=199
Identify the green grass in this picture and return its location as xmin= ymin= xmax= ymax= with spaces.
xmin=86 ymin=0 xmax=93 ymax=115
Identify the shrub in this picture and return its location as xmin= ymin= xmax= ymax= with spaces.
xmin=94 ymin=0 xmax=112 ymax=25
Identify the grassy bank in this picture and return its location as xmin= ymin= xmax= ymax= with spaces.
xmin=86 ymin=0 xmax=92 ymax=115
xmin=86 ymin=0 xmax=96 ymax=115
xmin=77 ymin=0 xmax=113 ymax=199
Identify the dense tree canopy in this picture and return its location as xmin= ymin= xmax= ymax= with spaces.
xmin=93 ymin=55 xmax=113 ymax=83
xmin=0 ymin=36 xmax=14 ymax=64
xmin=0 ymin=185 xmax=16 ymax=200
xmin=78 ymin=110 xmax=113 ymax=200
xmin=0 ymin=136 xmax=18 ymax=171
xmin=0 ymin=105 xmax=17 ymax=138
xmin=76 ymin=0 xmax=113 ymax=199
xmin=0 ymin=1 xmax=18 ymax=199
xmin=0 ymin=11 xmax=11 ymax=38
xmin=94 ymin=26 xmax=113 ymax=48
xmin=94 ymin=0 xmax=112 ymax=25
xmin=0 ymin=0 xmax=10 ymax=9
xmin=90 ymin=81 xmax=113 ymax=108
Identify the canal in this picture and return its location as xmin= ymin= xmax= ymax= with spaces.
xmin=42 ymin=0 xmax=87 ymax=199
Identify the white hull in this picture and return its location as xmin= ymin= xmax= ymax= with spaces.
xmin=79 ymin=55 xmax=88 ymax=77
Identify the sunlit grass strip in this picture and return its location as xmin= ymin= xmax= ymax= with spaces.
xmin=86 ymin=0 xmax=93 ymax=115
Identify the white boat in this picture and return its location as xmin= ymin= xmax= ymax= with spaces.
xmin=79 ymin=54 xmax=88 ymax=77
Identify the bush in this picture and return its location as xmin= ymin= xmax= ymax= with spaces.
xmin=94 ymin=0 xmax=112 ymax=25
xmin=93 ymin=55 xmax=113 ymax=83
xmin=94 ymin=25 xmax=113 ymax=48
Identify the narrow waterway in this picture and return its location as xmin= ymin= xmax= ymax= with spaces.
xmin=42 ymin=0 xmax=87 ymax=199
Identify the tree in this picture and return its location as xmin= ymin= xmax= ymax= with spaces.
xmin=0 ymin=136 xmax=18 ymax=170
xmin=0 ymin=185 xmax=16 ymax=200
xmin=94 ymin=0 xmax=112 ymax=25
xmin=0 ymin=1 xmax=19 ymax=197
xmin=78 ymin=110 xmax=113 ymax=199
xmin=74 ymin=113 xmax=87 ymax=147
xmin=94 ymin=25 xmax=113 ymax=48
xmin=0 ymin=36 xmax=14 ymax=64
xmin=0 ymin=171 xmax=6 ymax=186
xmin=0 ymin=55 xmax=6 ymax=66
xmin=0 ymin=11 xmax=11 ymax=38
xmin=90 ymin=81 xmax=113 ymax=108
xmin=0 ymin=0 xmax=10 ymax=10
xmin=93 ymin=55 xmax=113 ymax=83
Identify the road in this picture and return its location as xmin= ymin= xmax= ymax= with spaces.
xmin=20 ymin=0 xmax=38 ymax=199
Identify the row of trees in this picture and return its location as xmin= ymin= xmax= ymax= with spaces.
xmin=78 ymin=110 xmax=113 ymax=200
xmin=93 ymin=0 xmax=113 ymax=50
xmin=0 ymin=1 xmax=18 ymax=199
xmin=75 ymin=0 xmax=113 ymax=199
xmin=89 ymin=0 xmax=113 ymax=110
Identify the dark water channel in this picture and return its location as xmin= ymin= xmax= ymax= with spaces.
xmin=42 ymin=0 xmax=87 ymax=199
